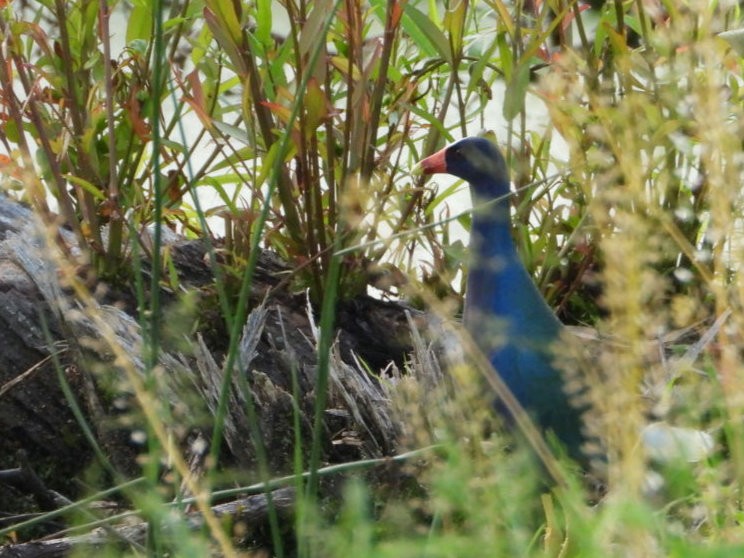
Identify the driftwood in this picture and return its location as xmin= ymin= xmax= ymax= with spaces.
xmin=0 ymin=194 xmax=432 ymax=552
xmin=0 ymin=488 xmax=296 ymax=558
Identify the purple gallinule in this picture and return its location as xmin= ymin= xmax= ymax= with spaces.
xmin=418 ymin=136 xmax=587 ymax=460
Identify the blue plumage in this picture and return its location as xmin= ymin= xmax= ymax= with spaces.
xmin=418 ymin=137 xmax=586 ymax=459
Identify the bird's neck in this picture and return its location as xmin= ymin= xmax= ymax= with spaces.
xmin=465 ymin=186 xmax=561 ymax=342
xmin=470 ymin=195 xmax=514 ymax=255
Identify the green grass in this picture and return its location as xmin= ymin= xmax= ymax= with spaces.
xmin=1 ymin=0 xmax=744 ymax=555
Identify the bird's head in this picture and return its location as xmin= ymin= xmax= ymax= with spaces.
xmin=417 ymin=137 xmax=511 ymax=200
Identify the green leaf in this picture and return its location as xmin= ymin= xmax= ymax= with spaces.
xmin=496 ymin=32 xmax=513 ymax=80
xmin=65 ymin=174 xmax=106 ymax=201
xmin=402 ymin=4 xmax=451 ymax=63
xmin=408 ymin=104 xmax=453 ymax=139
xmin=208 ymin=147 xmax=257 ymax=172
xmin=466 ymin=37 xmax=500 ymax=99
xmin=2 ymin=119 xmax=21 ymax=144
xmin=256 ymin=141 xmax=296 ymax=187
xmin=190 ymin=25 xmax=213 ymax=67
xmin=443 ymin=0 xmax=467 ymax=55
xmin=212 ymin=120 xmax=253 ymax=146
xmin=488 ymin=0 xmax=515 ymax=37
xmin=255 ymin=0 xmax=272 ymax=47
xmin=127 ymin=2 xmax=153 ymax=44
xmin=299 ymin=0 xmax=332 ymax=59
xmin=204 ymin=0 xmax=242 ymax=43
xmin=503 ymin=61 xmax=530 ymax=121
xmin=163 ymin=17 xmax=188 ymax=32
xmin=127 ymin=39 xmax=149 ymax=56
xmin=158 ymin=139 xmax=189 ymax=154
xmin=203 ymin=5 xmax=246 ymax=73
xmin=304 ymin=77 xmax=328 ymax=133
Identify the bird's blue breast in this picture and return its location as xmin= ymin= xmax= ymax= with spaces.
xmin=466 ymin=218 xmax=586 ymax=456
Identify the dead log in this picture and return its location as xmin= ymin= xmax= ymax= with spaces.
xmin=0 ymin=487 xmax=295 ymax=558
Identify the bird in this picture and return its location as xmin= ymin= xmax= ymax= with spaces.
xmin=416 ymin=136 xmax=714 ymax=468
xmin=417 ymin=136 xmax=590 ymax=461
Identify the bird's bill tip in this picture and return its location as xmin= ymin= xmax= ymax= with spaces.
xmin=414 ymin=146 xmax=447 ymax=176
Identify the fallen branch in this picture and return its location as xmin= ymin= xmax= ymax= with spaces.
xmin=0 ymin=488 xmax=295 ymax=558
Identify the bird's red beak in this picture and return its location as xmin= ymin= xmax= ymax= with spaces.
xmin=416 ymin=146 xmax=447 ymax=175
